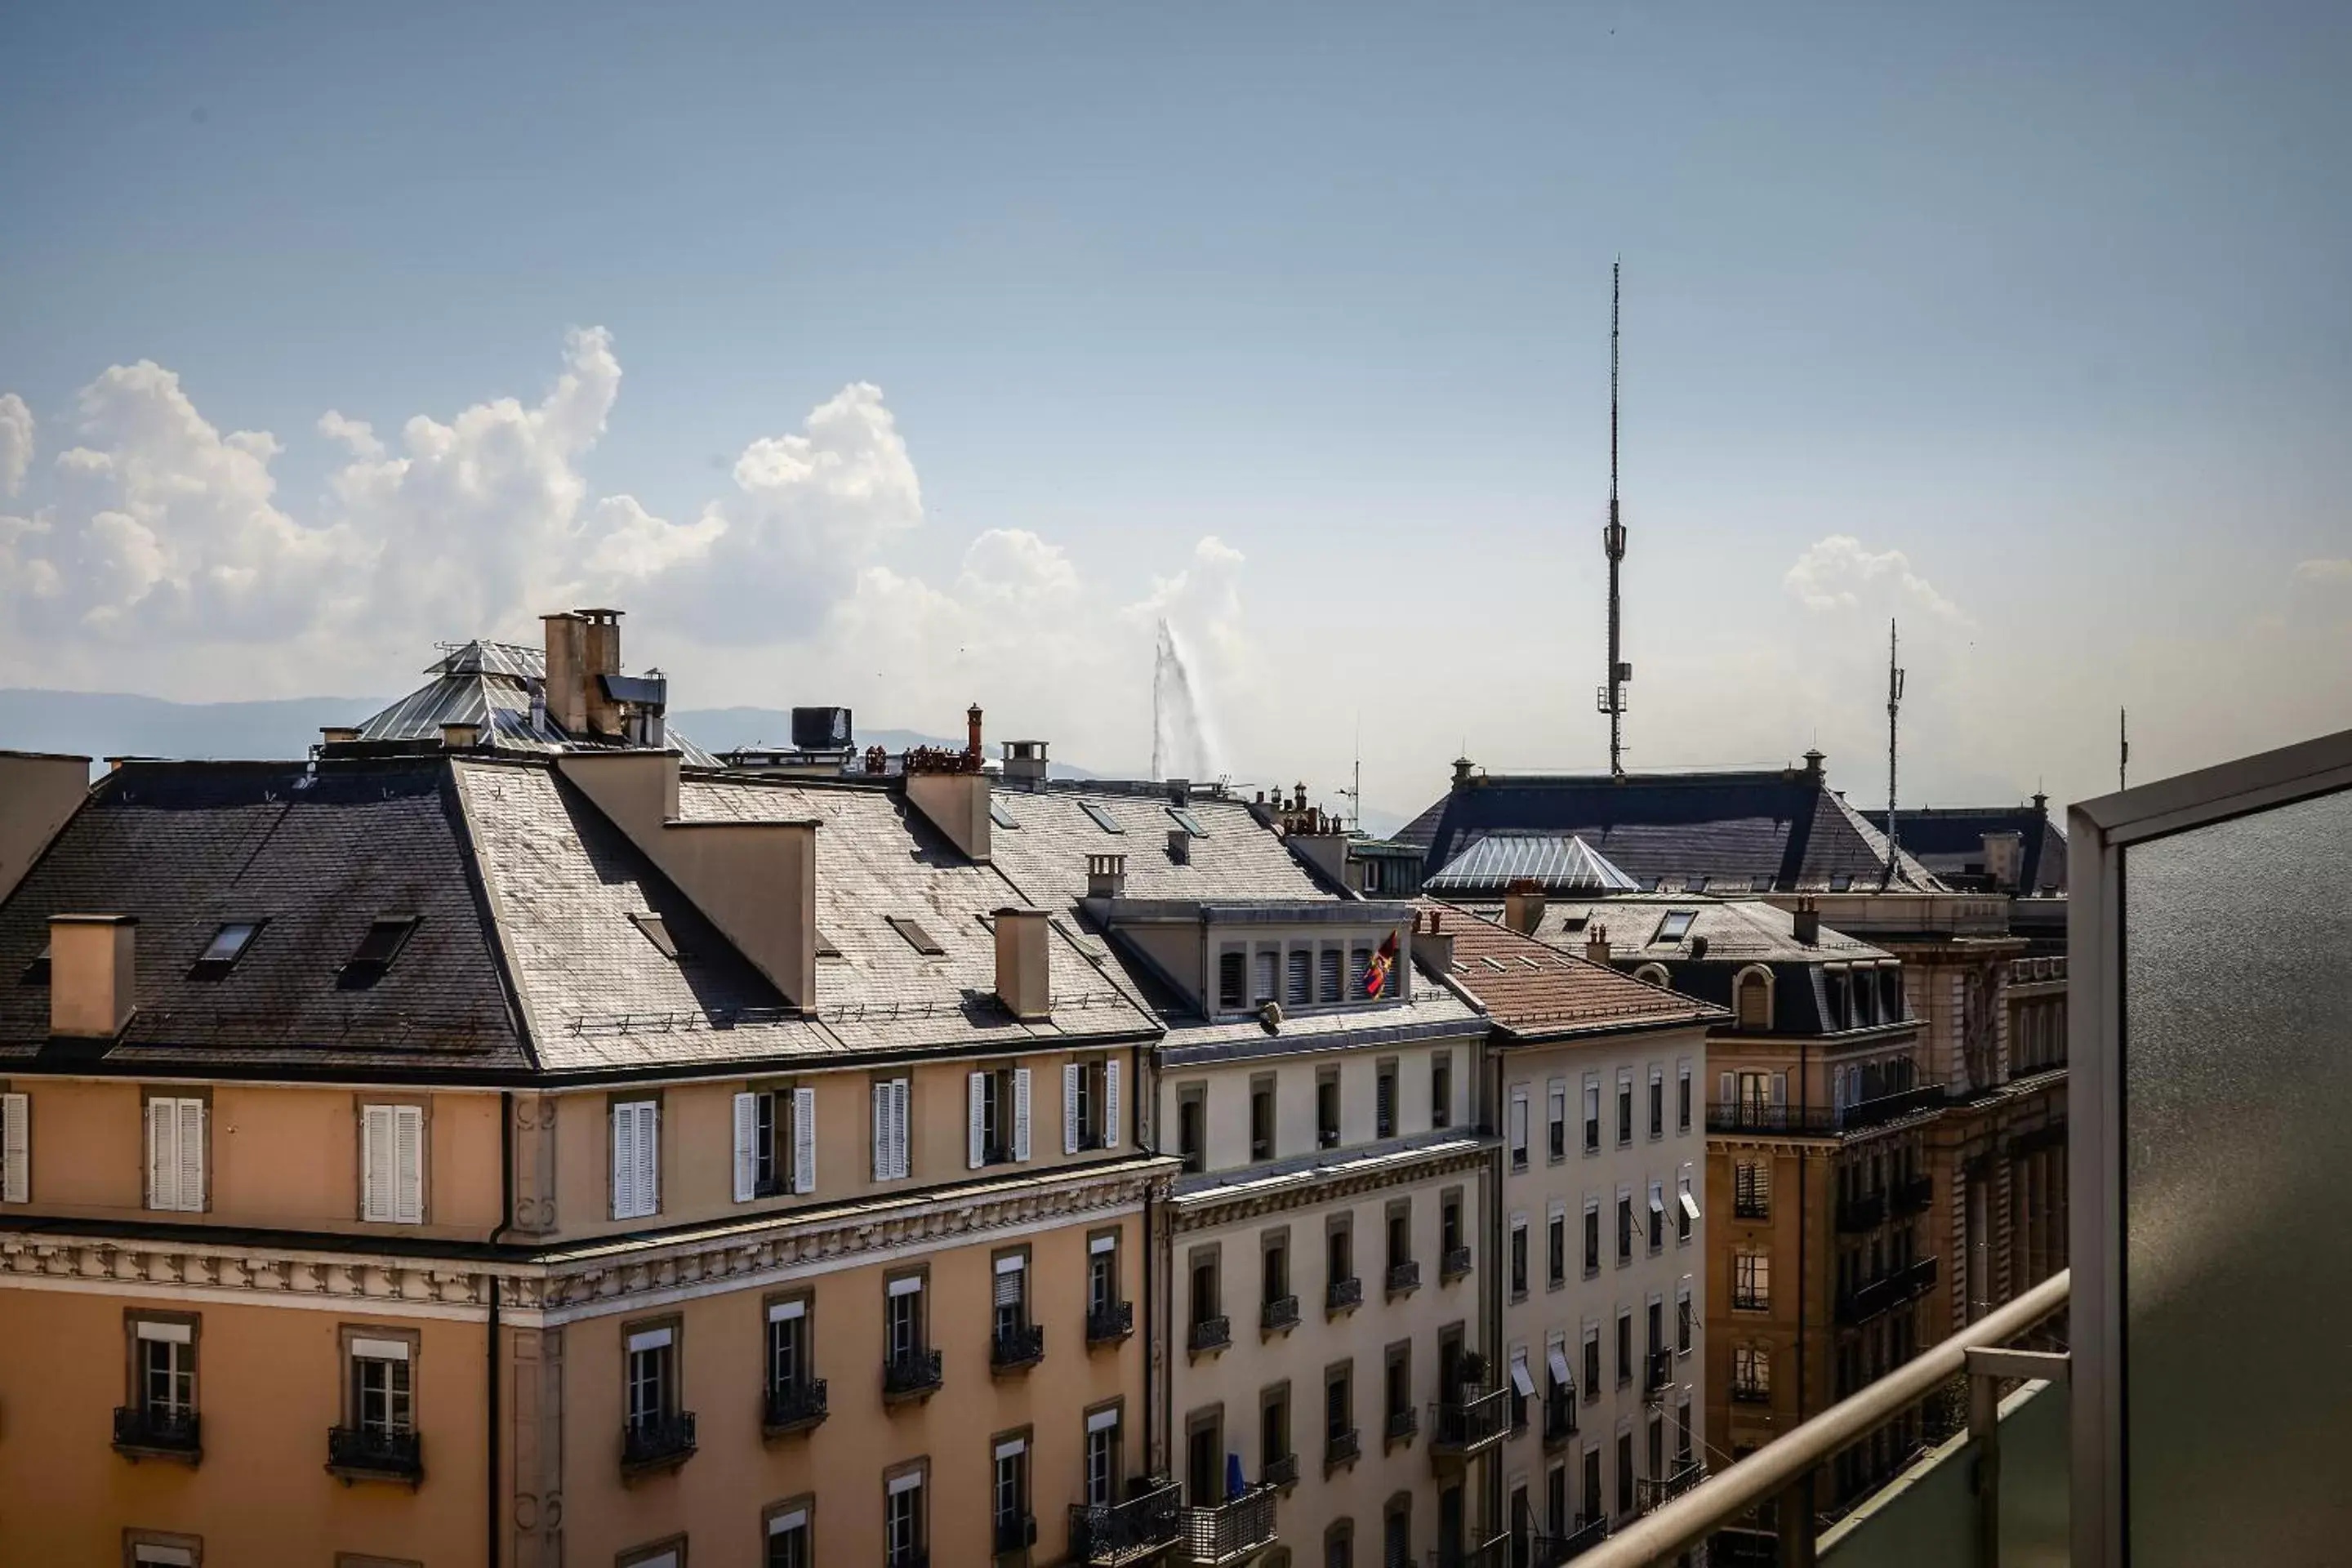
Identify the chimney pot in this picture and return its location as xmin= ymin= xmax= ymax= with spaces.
xmin=1086 ymin=853 xmax=1129 ymax=900
xmin=1167 ymin=828 xmax=1191 ymax=866
xmin=966 ymin=704 xmax=985 ymax=759
xmin=48 ymin=913 xmax=137 ymax=1039
xmin=1793 ymin=897 xmax=1821 ymax=946
xmin=1452 ymin=756 xmax=1474 ymax=788
xmin=439 ymin=722 xmax=479 ymax=750
xmin=1801 ymin=748 xmax=1827 ymax=781
xmin=1503 ymin=879 xmax=1546 ymax=936
xmin=1585 ymin=923 xmax=1610 ymax=965
xmin=993 ymin=906 xmax=1052 ymax=1021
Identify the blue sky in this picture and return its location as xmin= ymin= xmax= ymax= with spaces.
xmin=2 ymin=1 xmax=2346 ymax=818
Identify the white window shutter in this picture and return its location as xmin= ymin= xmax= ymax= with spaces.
xmin=1013 ymin=1068 xmax=1031 ymax=1161
xmin=733 ymin=1092 xmax=758 ymax=1203
xmin=872 ymin=1083 xmax=889 ymax=1181
xmin=1063 ymin=1063 xmax=1082 ymax=1155
xmin=362 ymin=1103 xmax=394 ymax=1222
xmin=792 ymin=1086 xmax=817 ymax=1194
xmin=1 ymin=1092 xmax=27 ymax=1204
xmin=393 ymin=1104 xmax=425 ymax=1224
xmin=1719 ymin=1071 xmax=1735 ymax=1107
xmin=178 ymin=1100 xmax=205 ymax=1213
xmin=1102 ymin=1058 xmax=1120 ymax=1149
xmin=969 ymin=1071 xmax=988 ymax=1170
xmin=146 ymin=1098 xmax=170 ymax=1211
xmin=893 ymin=1080 xmax=911 ymax=1180
xmin=611 ymin=1103 xmax=630 ymax=1217
xmin=639 ymin=1102 xmax=660 ymax=1216
xmin=1771 ymin=1072 xmax=1788 ymax=1107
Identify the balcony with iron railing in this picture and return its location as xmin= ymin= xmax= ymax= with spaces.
xmin=1643 ymin=1349 xmax=1675 ymax=1401
xmin=993 ymin=1511 xmax=1039 ymax=1558
xmin=882 ymin=1347 xmax=944 ymax=1403
xmin=620 ymin=1410 xmax=696 ymax=1475
xmin=113 ymin=1405 xmax=201 ymax=1463
xmin=1429 ymin=1531 xmax=1512 ymax=1568
xmin=1730 ymin=1381 xmax=1771 ymax=1405
xmin=1261 ymin=1294 xmax=1300 ymax=1334
xmin=1441 ymin=1245 xmax=1474 ymax=1283
xmin=991 ymin=1321 xmax=1046 ymax=1374
xmin=326 ymin=1423 xmax=422 ymax=1484
xmin=1707 ymin=1083 xmax=1948 ymax=1138
xmin=1835 ymin=1191 xmax=1886 ymax=1232
xmin=1387 ymin=1259 xmax=1422 ymax=1298
xmin=1088 ymin=1301 xmax=1136 ymax=1348
xmin=1542 ymin=1391 xmax=1577 ymax=1447
xmin=1263 ymin=1452 xmax=1298 ymax=1490
xmin=1325 ymin=1427 xmax=1362 ymax=1471
xmin=1187 ymin=1316 xmax=1232 ymax=1356
xmin=1563 ymin=1269 xmax=2069 ymax=1567
xmin=1069 ymin=1478 xmax=1182 ymax=1566
xmin=1634 ymin=1460 xmax=1705 ymax=1515
xmin=1835 ymin=1256 xmax=1938 ymax=1328
xmin=1891 ymin=1174 xmax=1933 ymax=1217
xmin=1326 ymin=1276 xmax=1364 ymax=1316
xmin=1386 ymin=1405 xmax=1419 ymax=1447
xmin=1534 ymin=1517 xmax=1611 ymax=1566
xmin=1430 ymin=1384 xmax=1511 ymax=1468
xmin=1178 ymin=1481 xmax=1278 ymax=1567
xmin=763 ymin=1375 xmax=828 ymax=1436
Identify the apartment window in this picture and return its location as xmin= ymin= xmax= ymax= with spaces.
xmin=1616 ymin=1073 xmax=1633 ymax=1147
xmin=766 ymin=1294 xmax=813 ymax=1399
xmin=1430 ymin=1054 xmax=1453 ymax=1129
xmin=1677 ymin=1174 xmax=1697 ymax=1245
xmin=991 ymin=1432 xmax=1033 ymax=1556
xmin=359 ymin=1102 xmax=425 ymax=1225
xmin=1583 ymin=1199 xmax=1601 ymax=1276
xmin=968 ymin=1065 xmax=1032 ymax=1169
xmin=1508 ymin=1087 xmax=1530 ymax=1170
xmin=0 ymin=1088 xmax=25 ymax=1204
xmin=1617 ymin=1432 xmax=1635 ymax=1517
xmin=340 ymin=915 xmax=419 ymax=987
xmin=1733 ymin=1344 xmax=1770 ymax=1399
xmin=129 ymin=1538 xmax=204 ymax=1568
xmin=1089 ymin=1232 xmax=1123 ymax=1320
xmin=1648 ymin=1183 xmax=1666 ymax=1255
xmin=1254 ymin=949 xmax=1279 ymax=1005
xmin=1383 ymin=1342 xmax=1412 ymax=1437
xmin=1440 ymin=1192 xmax=1463 ymax=1262
xmin=870 ymin=1077 xmax=911 ymax=1182
xmin=1325 ymin=1520 xmax=1354 ymax=1568
xmin=991 ymin=1251 xmax=1034 ymax=1352
xmin=1347 ymin=944 xmax=1372 ymax=998
xmin=624 ymin=1318 xmax=679 ymax=1436
xmin=1219 ymin=949 xmax=1247 ymax=1010
xmin=1189 ymin=1247 xmax=1223 ymax=1341
xmin=1384 ymin=1494 xmax=1412 ymax=1568
xmin=1065 ymin=1056 xmax=1120 ymax=1152
xmin=1250 ymin=1074 xmax=1276 ymax=1162
xmin=608 ymin=1097 xmax=660 ymax=1220
xmin=1582 ymin=1078 xmax=1601 ymax=1153
xmin=1548 ymin=1081 xmax=1567 ymax=1161
xmin=1316 ymin=1067 xmax=1341 ymax=1150
xmin=1735 ymin=1160 xmax=1771 ymax=1218
xmin=1325 ymin=1361 xmax=1355 ymax=1451
xmin=1648 ymin=1068 xmax=1664 ymax=1140
xmin=1677 ymin=1285 xmax=1694 ymax=1355
xmin=1385 ymin=1201 xmax=1414 ymax=1280
xmin=884 ymin=1464 xmax=928 ymax=1568
xmin=143 ymin=1093 xmax=207 ymax=1214
xmin=734 ymin=1085 xmax=816 ymax=1201
xmin=1646 ymin=1298 xmax=1665 ymax=1370
xmin=1287 ymin=950 xmax=1312 ymax=1007
xmin=1327 ymin=1216 xmax=1356 ymax=1301
xmin=1581 ymin=1326 xmax=1601 ymax=1403
xmin=1677 ymin=1063 xmax=1693 ymax=1134
xmin=764 ymin=1499 xmax=814 ymax=1568
xmin=1374 ymin=1058 xmax=1397 ymax=1138
xmin=1508 ymin=1215 xmax=1529 ymax=1298
xmin=1085 ymin=1404 xmax=1123 ymax=1508
xmin=1548 ymin=1463 xmax=1570 ymax=1536
xmin=1548 ymin=1209 xmax=1566 ymax=1288
xmin=1648 ymin=1414 xmax=1665 ymax=1486
xmin=1178 ymin=1083 xmax=1206 ymax=1174
xmin=1260 ymin=1383 xmax=1292 ymax=1482
xmin=342 ymin=1327 xmax=416 ymax=1447
xmin=1615 ymin=1311 xmax=1633 ymax=1388
xmin=127 ymin=1312 xmax=198 ymax=1439
xmin=1617 ymin=1192 xmax=1633 ymax=1264
xmin=1734 ymin=1252 xmax=1771 ymax=1312
xmin=885 ymin=1273 xmax=928 ymax=1364
xmin=1583 ymin=1445 xmax=1604 ymax=1521
xmin=1320 ymin=946 xmax=1344 ymax=1002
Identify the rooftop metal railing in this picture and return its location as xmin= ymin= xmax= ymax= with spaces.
xmin=1574 ymin=1268 xmax=2069 ymax=1567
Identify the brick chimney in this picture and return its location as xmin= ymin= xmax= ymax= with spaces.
xmin=0 ymin=751 xmax=90 ymax=905
xmin=1585 ymin=923 xmax=1610 ymax=965
xmin=993 ymin=907 xmax=1052 ymax=1022
xmin=541 ymin=612 xmax=589 ymax=737
xmin=1793 ymin=897 xmax=1821 ymax=946
xmin=49 ymin=914 xmax=136 ymax=1039
xmin=965 ymin=704 xmax=985 ymax=761
xmin=579 ymin=608 xmax=625 ymax=738
xmin=1503 ymin=879 xmax=1546 ymax=936
xmin=1411 ymin=906 xmax=1454 ymax=975
xmin=1086 ymin=853 xmax=1128 ymax=900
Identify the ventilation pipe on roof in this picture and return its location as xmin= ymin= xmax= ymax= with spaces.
xmin=994 ymin=907 xmax=1052 ymax=1022
xmin=1503 ymin=880 xmax=1546 ymax=936
xmin=0 ymin=752 xmax=91 ymax=905
xmin=48 ymin=914 xmax=136 ymax=1039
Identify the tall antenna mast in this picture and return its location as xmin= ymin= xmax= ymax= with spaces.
xmin=1599 ymin=259 xmax=1630 ymax=777
xmin=2119 ymin=707 xmax=2129 ymax=792
xmin=1882 ymin=618 xmax=1905 ymax=889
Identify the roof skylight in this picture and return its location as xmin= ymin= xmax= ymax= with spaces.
xmin=1168 ymin=806 xmax=1208 ymax=837
xmin=1829 ymin=873 xmax=1855 ymax=893
xmin=1655 ymin=910 xmax=1697 ymax=945
xmin=1080 ymin=800 xmax=1125 ymax=834
xmin=628 ymin=912 xmax=680 ymax=960
xmin=338 ymin=915 xmax=419 ymax=988
xmin=189 ymin=920 xmax=263 ymax=978
xmin=990 ymin=798 xmax=1020 ymax=829
xmin=886 ymin=915 xmax=947 ymax=956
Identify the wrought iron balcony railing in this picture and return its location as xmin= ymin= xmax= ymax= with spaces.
xmin=1533 ymin=1517 xmax=1610 ymax=1566
xmin=1836 ymin=1191 xmax=1887 ymax=1232
xmin=620 ymin=1410 xmax=696 ymax=1472
xmin=1325 ymin=1427 xmax=1361 ymax=1468
xmin=1187 ymin=1316 xmax=1232 ymax=1355
xmin=764 ymin=1377 xmax=828 ymax=1435
xmin=1386 ymin=1406 xmax=1419 ymax=1444
xmin=1892 ymin=1174 xmax=1935 ymax=1215
xmin=1731 ymin=1198 xmax=1771 ymax=1220
xmin=113 ymin=1405 xmax=201 ymax=1460
xmin=1633 ymin=1460 xmax=1706 ymax=1514
xmin=993 ymin=1511 xmax=1038 ymax=1556
xmin=1707 ymin=1083 xmax=1948 ymax=1137
xmin=1387 ymin=1260 xmax=1422 ymax=1296
xmin=1069 ymin=1478 xmax=1182 ymax=1566
xmin=1731 ymin=1289 xmax=1769 ymax=1313
xmin=991 ymin=1322 xmax=1046 ymax=1372
xmin=1261 ymin=1294 xmax=1300 ymax=1334
xmin=1179 ymin=1481 xmax=1278 ymax=1567
xmin=1441 ymin=1245 xmax=1473 ymax=1282
xmin=1431 ymin=1385 xmax=1512 ymax=1460
xmin=327 ymin=1423 xmax=421 ymax=1481
xmin=1087 ymin=1301 xmax=1135 ymax=1346
xmin=1326 ymin=1276 xmax=1364 ymax=1313
xmin=883 ymin=1347 xmax=944 ymax=1400
xmin=1263 ymin=1452 xmax=1299 ymax=1489
xmin=1731 ymin=1382 xmax=1772 ymax=1405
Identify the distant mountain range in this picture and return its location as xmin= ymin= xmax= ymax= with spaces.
xmin=0 ymin=689 xmax=1098 ymax=781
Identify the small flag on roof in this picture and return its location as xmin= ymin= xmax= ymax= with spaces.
xmin=1365 ymin=931 xmax=1399 ymax=998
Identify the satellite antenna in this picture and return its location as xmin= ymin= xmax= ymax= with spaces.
xmin=1882 ymin=619 xmax=1906 ymax=889
xmin=1599 ymin=259 xmax=1631 ymax=776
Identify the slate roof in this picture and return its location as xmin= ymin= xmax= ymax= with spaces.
xmin=1401 ymin=765 xmax=1943 ymax=893
xmin=0 ymin=759 xmax=528 ymax=1074
xmin=985 ymin=784 xmax=1339 ymax=912
xmin=1859 ymin=804 xmax=2066 ymax=893
xmin=353 ymin=640 xmax=724 ymax=768
xmin=1421 ymin=901 xmax=1720 ymax=1040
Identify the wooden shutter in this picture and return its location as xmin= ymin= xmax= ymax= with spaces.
xmin=177 ymin=1099 xmax=205 ymax=1213
xmin=792 ymin=1086 xmax=817 ymax=1194
xmin=1102 ymin=1059 xmax=1120 ymax=1148
xmin=362 ymin=1103 xmax=395 ymax=1222
xmin=891 ymin=1080 xmax=911 ymax=1180
xmin=146 ymin=1098 xmax=172 ymax=1211
xmin=1063 ymin=1063 xmax=1082 ymax=1154
xmin=733 ymin=1092 xmax=759 ymax=1202
xmin=637 ymin=1102 xmax=660 ymax=1217
xmin=0 ymin=1092 xmax=27 ymax=1204
xmin=612 ymin=1102 xmax=633 ymax=1218
xmin=873 ymin=1083 xmax=891 ymax=1182
xmin=969 ymin=1072 xmax=988 ymax=1169
xmin=1013 ymin=1068 xmax=1031 ymax=1161
xmin=392 ymin=1104 xmax=425 ymax=1224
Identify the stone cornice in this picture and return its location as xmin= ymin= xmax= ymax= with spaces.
xmin=1170 ymin=1143 xmax=1492 ymax=1234
xmin=0 ymin=1165 xmax=1175 ymax=1321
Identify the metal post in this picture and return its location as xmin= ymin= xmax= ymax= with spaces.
xmin=1775 ymin=1469 xmax=1816 ymax=1568
xmin=1969 ymin=1370 xmax=2001 ymax=1568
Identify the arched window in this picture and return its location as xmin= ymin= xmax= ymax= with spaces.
xmin=1735 ymin=969 xmax=1772 ymax=1031
xmin=1634 ymin=964 xmax=1673 ymax=990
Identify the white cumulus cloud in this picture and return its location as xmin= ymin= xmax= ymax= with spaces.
xmin=1784 ymin=534 xmax=1969 ymax=624
xmin=0 ymin=393 xmax=31 ymax=495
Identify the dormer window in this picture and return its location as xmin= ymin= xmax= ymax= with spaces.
xmin=190 ymin=920 xmax=264 ymax=978
xmin=1654 ymin=911 xmax=1696 ymax=946
xmin=340 ymin=917 xmax=419 ymax=988
xmin=1080 ymin=801 xmax=1125 ymax=834
xmin=1829 ymin=874 xmax=1855 ymax=893
xmin=628 ymin=912 xmax=680 ymax=960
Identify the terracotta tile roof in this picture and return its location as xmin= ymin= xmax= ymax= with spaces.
xmin=1421 ymin=899 xmax=1721 ymax=1040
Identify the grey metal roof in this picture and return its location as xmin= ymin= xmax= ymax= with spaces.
xmin=431 ymin=639 xmax=545 ymax=680
xmin=353 ymin=659 xmax=724 ymax=768
xmin=1423 ymin=833 xmax=1641 ymax=893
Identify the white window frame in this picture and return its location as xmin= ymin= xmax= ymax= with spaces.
xmin=610 ymin=1098 xmax=660 ymax=1221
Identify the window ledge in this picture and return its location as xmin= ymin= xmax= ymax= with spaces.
xmin=327 ymin=1459 xmax=424 ymax=1489
xmin=113 ymin=1440 xmax=202 ymax=1467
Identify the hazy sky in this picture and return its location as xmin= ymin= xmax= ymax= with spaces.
xmin=2 ymin=2 xmax=2345 ymax=822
